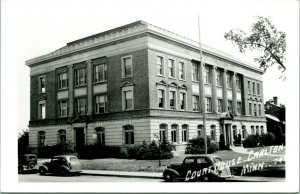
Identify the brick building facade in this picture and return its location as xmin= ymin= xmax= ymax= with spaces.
xmin=26 ymin=21 xmax=267 ymax=152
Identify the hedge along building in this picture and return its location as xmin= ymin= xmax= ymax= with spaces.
xmin=26 ymin=21 xmax=267 ymax=153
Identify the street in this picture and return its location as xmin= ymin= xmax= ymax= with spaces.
xmin=19 ymin=173 xmax=285 ymax=182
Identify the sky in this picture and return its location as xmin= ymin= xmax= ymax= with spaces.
xmin=1 ymin=0 xmax=298 ymax=131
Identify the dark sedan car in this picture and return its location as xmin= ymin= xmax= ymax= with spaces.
xmin=39 ymin=155 xmax=82 ymax=176
xmin=163 ymin=155 xmax=232 ymax=182
xmin=18 ymin=154 xmax=38 ymax=174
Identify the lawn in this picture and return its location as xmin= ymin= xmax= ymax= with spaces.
xmin=80 ymin=146 xmax=285 ymax=173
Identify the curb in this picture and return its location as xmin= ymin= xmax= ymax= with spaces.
xmin=80 ymin=172 xmax=163 ymax=179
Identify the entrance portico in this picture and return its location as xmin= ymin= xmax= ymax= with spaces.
xmin=220 ymin=112 xmax=234 ymax=146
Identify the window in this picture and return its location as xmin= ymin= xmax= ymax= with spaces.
xmin=95 ymin=95 xmax=107 ymax=113
xmin=158 ymin=89 xmax=165 ymax=108
xmin=94 ymin=64 xmax=107 ymax=82
xmin=182 ymin=125 xmax=188 ymax=142
xmin=74 ymin=68 xmax=87 ymax=86
xmin=249 ymin=102 xmax=252 ymax=115
xmin=216 ymin=69 xmax=222 ymax=86
xmin=227 ymin=73 xmax=232 ymax=88
xmin=210 ymin=125 xmax=216 ymax=141
xmin=192 ymin=95 xmax=200 ymax=111
xmin=251 ymin=126 xmax=255 ymax=134
xmin=168 ymin=59 xmax=175 ymax=78
xmin=197 ymin=125 xmax=203 ymax=137
xmin=157 ymin=56 xmax=164 ymax=76
xmin=39 ymin=76 xmax=46 ymax=93
xmin=124 ymin=125 xmax=134 ymax=145
xmin=76 ymin=98 xmax=87 ymax=114
xmin=206 ymin=97 xmax=212 ymax=112
xmin=256 ymin=126 xmax=259 ymax=135
xmin=217 ymin=99 xmax=223 ymax=113
xmin=260 ymin=126 xmax=264 ymax=134
xmin=38 ymin=131 xmax=45 ymax=147
xmin=258 ymin=104 xmax=262 ymax=116
xmin=171 ymin=124 xmax=177 ymax=143
xmin=253 ymin=103 xmax=257 ymax=116
xmin=204 ymin=66 xmax=211 ymax=84
xmin=252 ymin=82 xmax=255 ymax=95
xmin=179 ymin=93 xmax=186 ymax=110
xmin=57 ymin=73 xmax=68 ymax=89
xmin=192 ymin=63 xmax=199 ymax=81
xmin=58 ymin=129 xmax=66 ymax=144
xmin=95 ymin=127 xmax=105 ymax=145
xmin=58 ymin=100 xmax=68 ymax=117
xmin=236 ymin=76 xmax=241 ymax=90
xmin=124 ymin=90 xmax=133 ymax=110
xmin=179 ymin=62 xmax=185 ymax=80
xmin=237 ymin=102 xmax=242 ymax=115
xmin=39 ymin=101 xmax=46 ymax=119
xmin=169 ymin=91 xmax=176 ymax=110
xmin=242 ymin=126 xmax=247 ymax=139
xmin=257 ymin=83 xmax=260 ymax=95
xmin=122 ymin=56 xmax=132 ymax=77
xmin=248 ymin=81 xmax=251 ymax=94
xmin=228 ymin=100 xmax=233 ymax=112
xmin=159 ymin=124 xmax=167 ymax=141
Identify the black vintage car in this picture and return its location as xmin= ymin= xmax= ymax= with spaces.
xmin=39 ymin=155 xmax=82 ymax=176
xmin=18 ymin=154 xmax=38 ymax=174
xmin=163 ymin=155 xmax=232 ymax=182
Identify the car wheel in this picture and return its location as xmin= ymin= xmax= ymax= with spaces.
xmin=164 ymin=173 xmax=174 ymax=182
xmin=60 ymin=167 xmax=69 ymax=176
xmin=39 ymin=168 xmax=46 ymax=175
xmin=28 ymin=162 xmax=36 ymax=169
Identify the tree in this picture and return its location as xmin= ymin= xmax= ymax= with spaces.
xmin=224 ymin=16 xmax=286 ymax=80
xmin=18 ymin=129 xmax=29 ymax=154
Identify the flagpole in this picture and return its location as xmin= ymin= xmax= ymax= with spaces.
xmin=198 ymin=13 xmax=207 ymax=155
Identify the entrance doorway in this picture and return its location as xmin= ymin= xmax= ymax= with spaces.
xmin=74 ymin=128 xmax=85 ymax=150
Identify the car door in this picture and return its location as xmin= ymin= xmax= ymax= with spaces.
xmin=180 ymin=158 xmax=197 ymax=177
xmin=196 ymin=157 xmax=211 ymax=172
xmin=50 ymin=157 xmax=60 ymax=173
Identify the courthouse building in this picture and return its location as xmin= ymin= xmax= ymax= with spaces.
xmin=26 ymin=21 xmax=266 ymax=152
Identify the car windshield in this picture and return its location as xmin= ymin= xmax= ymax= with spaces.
xmin=213 ymin=157 xmax=222 ymax=163
xmin=28 ymin=156 xmax=36 ymax=160
xmin=70 ymin=157 xmax=78 ymax=162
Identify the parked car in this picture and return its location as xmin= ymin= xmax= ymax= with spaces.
xmin=163 ymin=155 xmax=232 ymax=182
xmin=39 ymin=155 xmax=82 ymax=176
xmin=18 ymin=154 xmax=38 ymax=174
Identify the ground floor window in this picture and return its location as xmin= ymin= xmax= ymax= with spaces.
xmin=95 ymin=127 xmax=105 ymax=145
xmin=210 ymin=125 xmax=216 ymax=141
xmin=38 ymin=131 xmax=45 ymax=147
xmin=197 ymin=124 xmax=203 ymax=137
xmin=159 ymin=124 xmax=167 ymax=141
xmin=251 ymin=126 xmax=255 ymax=134
xmin=171 ymin=124 xmax=178 ymax=143
xmin=242 ymin=125 xmax=247 ymax=139
xmin=181 ymin=125 xmax=188 ymax=142
xmin=256 ymin=126 xmax=259 ymax=135
xmin=260 ymin=126 xmax=264 ymax=134
xmin=124 ymin=125 xmax=134 ymax=145
xmin=58 ymin=129 xmax=66 ymax=144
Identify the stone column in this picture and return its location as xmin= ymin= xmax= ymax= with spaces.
xmin=211 ymin=66 xmax=217 ymax=113
xmin=222 ymin=69 xmax=228 ymax=112
xmin=68 ymin=64 xmax=74 ymax=117
xmin=242 ymin=75 xmax=249 ymax=116
xmin=232 ymin=72 xmax=237 ymax=115
xmin=86 ymin=60 xmax=93 ymax=115
xmin=199 ymin=63 xmax=205 ymax=113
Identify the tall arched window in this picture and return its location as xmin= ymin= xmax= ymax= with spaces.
xmin=242 ymin=125 xmax=247 ymax=139
xmin=58 ymin=129 xmax=66 ymax=144
xmin=256 ymin=126 xmax=259 ymax=135
xmin=38 ymin=131 xmax=45 ymax=147
xmin=210 ymin=125 xmax=216 ymax=141
xmin=260 ymin=126 xmax=264 ymax=135
xmin=182 ymin=124 xmax=188 ymax=142
xmin=95 ymin=127 xmax=105 ymax=145
xmin=251 ymin=126 xmax=255 ymax=134
xmin=171 ymin=124 xmax=178 ymax=143
xmin=197 ymin=124 xmax=203 ymax=137
xmin=159 ymin=124 xmax=167 ymax=141
xmin=124 ymin=125 xmax=134 ymax=145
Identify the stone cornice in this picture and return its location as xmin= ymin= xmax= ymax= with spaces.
xmin=26 ymin=20 xmax=263 ymax=74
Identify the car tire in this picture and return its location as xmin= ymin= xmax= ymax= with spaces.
xmin=60 ymin=167 xmax=69 ymax=176
xmin=39 ymin=168 xmax=46 ymax=175
xmin=164 ymin=173 xmax=174 ymax=182
xmin=28 ymin=162 xmax=36 ymax=169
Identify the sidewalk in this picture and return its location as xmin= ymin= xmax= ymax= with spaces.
xmin=80 ymin=170 xmax=285 ymax=182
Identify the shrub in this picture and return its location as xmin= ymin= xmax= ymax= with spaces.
xmin=243 ymin=132 xmax=279 ymax=148
xmin=261 ymin=132 xmax=276 ymax=146
xmin=38 ymin=140 xmax=75 ymax=158
xmin=185 ymin=137 xmax=218 ymax=154
xmin=242 ymin=134 xmax=261 ymax=148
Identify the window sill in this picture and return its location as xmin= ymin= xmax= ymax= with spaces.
xmin=57 ymin=88 xmax=68 ymax=92
xmin=74 ymin=84 xmax=87 ymax=88
xmin=192 ymin=80 xmax=199 ymax=83
xmin=123 ymin=75 xmax=133 ymax=79
xmin=93 ymin=81 xmax=107 ymax=85
xmin=204 ymin=83 xmax=212 ymax=86
xmin=179 ymin=78 xmax=186 ymax=82
xmin=168 ymin=77 xmax=176 ymax=80
xmin=157 ymin=74 xmax=165 ymax=78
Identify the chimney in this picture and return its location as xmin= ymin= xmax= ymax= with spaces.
xmin=273 ymin=96 xmax=278 ymax=105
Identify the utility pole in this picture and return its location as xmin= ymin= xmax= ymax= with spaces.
xmin=198 ymin=13 xmax=207 ymax=154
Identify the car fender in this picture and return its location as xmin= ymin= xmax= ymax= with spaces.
xmin=39 ymin=165 xmax=48 ymax=172
xmin=60 ymin=165 xmax=70 ymax=172
xmin=163 ymin=168 xmax=180 ymax=178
